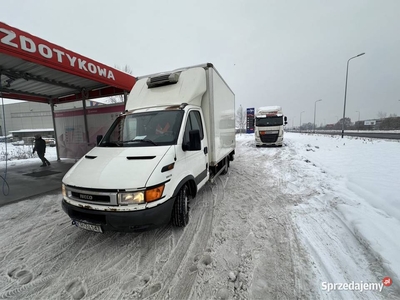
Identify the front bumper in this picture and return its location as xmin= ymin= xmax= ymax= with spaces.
xmin=255 ymin=135 xmax=283 ymax=146
xmin=62 ymin=197 xmax=175 ymax=232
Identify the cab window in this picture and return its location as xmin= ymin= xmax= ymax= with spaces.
xmin=183 ymin=111 xmax=204 ymax=144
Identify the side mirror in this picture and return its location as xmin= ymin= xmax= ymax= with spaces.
xmin=182 ymin=130 xmax=201 ymax=151
xmin=96 ymin=135 xmax=103 ymax=145
xmin=189 ymin=130 xmax=201 ymax=151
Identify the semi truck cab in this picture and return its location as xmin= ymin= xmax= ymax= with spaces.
xmin=254 ymin=106 xmax=287 ymax=147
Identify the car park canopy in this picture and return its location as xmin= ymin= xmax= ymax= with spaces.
xmin=0 ymin=22 xmax=136 ymax=104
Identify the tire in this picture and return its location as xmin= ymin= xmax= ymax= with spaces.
xmin=172 ymin=185 xmax=189 ymax=227
xmin=221 ymin=157 xmax=229 ymax=175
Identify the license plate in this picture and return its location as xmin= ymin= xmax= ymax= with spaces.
xmin=73 ymin=220 xmax=103 ymax=233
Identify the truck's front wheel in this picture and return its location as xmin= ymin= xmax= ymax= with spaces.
xmin=172 ymin=185 xmax=189 ymax=227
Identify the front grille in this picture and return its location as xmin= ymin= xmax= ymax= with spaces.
xmin=260 ymin=134 xmax=278 ymax=143
xmin=71 ymin=191 xmax=110 ymax=203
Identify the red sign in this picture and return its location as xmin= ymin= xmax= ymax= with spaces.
xmin=0 ymin=22 xmax=135 ymax=91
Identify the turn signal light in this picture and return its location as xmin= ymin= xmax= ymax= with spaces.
xmin=161 ymin=163 xmax=175 ymax=172
xmin=145 ymin=185 xmax=165 ymax=202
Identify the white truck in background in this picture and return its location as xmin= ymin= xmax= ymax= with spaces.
xmin=254 ymin=106 xmax=287 ymax=147
xmin=61 ymin=63 xmax=235 ymax=232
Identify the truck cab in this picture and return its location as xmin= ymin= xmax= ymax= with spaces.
xmin=254 ymin=106 xmax=287 ymax=147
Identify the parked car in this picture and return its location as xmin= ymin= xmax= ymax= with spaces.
xmin=43 ymin=138 xmax=56 ymax=147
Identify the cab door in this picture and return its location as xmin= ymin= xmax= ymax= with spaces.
xmin=182 ymin=110 xmax=209 ymax=187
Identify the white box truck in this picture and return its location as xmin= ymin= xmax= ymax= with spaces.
xmin=254 ymin=106 xmax=287 ymax=147
xmin=61 ymin=63 xmax=235 ymax=232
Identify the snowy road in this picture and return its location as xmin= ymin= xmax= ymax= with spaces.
xmin=0 ymin=133 xmax=399 ymax=299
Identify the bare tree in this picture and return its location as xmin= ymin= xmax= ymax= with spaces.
xmin=338 ymin=117 xmax=352 ymax=129
xmin=236 ymin=105 xmax=246 ymax=134
xmin=377 ymin=111 xmax=387 ymax=119
xmin=108 ymin=65 xmax=133 ymax=103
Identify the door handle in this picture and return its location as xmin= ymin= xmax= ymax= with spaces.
xmin=203 ymin=147 xmax=208 ymax=154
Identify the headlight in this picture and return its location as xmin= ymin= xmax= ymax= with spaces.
xmin=118 ymin=192 xmax=145 ymax=205
xmin=118 ymin=184 xmax=165 ymax=205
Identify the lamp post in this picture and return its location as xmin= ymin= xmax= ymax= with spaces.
xmin=300 ymin=111 xmax=305 ymax=133
xmin=341 ymin=52 xmax=365 ymax=138
xmin=356 ymin=110 xmax=360 ymax=131
xmin=313 ymin=99 xmax=322 ymax=133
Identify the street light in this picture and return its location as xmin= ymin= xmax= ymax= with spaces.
xmin=341 ymin=52 xmax=365 ymax=138
xmin=300 ymin=111 xmax=305 ymax=133
xmin=313 ymin=99 xmax=322 ymax=133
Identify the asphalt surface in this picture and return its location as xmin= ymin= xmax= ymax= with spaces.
xmin=0 ymin=159 xmax=75 ymax=207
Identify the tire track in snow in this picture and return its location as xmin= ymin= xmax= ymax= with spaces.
xmin=167 ymin=181 xmax=219 ymax=299
xmin=76 ymin=232 xmax=143 ymax=298
xmin=137 ymin=182 xmax=216 ymax=299
xmin=251 ymin=144 xmax=317 ymax=299
xmin=188 ymin=138 xmax=317 ymax=299
xmin=0 ymin=197 xmax=94 ymax=299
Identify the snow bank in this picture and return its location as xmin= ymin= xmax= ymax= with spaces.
xmin=287 ymin=132 xmax=400 ymax=282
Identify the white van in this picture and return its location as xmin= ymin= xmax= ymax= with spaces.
xmin=61 ymin=63 xmax=235 ymax=232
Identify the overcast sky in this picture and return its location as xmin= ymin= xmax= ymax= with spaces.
xmin=1 ymin=0 xmax=400 ymax=125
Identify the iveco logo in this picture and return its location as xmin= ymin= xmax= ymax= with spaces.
xmin=79 ymin=194 xmax=93 ymax=200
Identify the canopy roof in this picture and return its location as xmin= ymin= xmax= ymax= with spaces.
xmin=0 ymin=22 xmax=136 ymax=104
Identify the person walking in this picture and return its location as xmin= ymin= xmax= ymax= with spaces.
xmin=33 ymin=134 xmax=51 ymax=167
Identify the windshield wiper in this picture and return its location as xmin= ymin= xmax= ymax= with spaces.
xmin=124 ymin=138 xmax=158 ymax=146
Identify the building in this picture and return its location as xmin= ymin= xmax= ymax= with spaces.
xmin=9 ymin=128 xmax=55 ymax=146
xmin=0 ymin=100 xmax=105 ymax=137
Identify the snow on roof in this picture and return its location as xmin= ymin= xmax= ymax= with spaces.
xmin=257 ymin=106 xmax=282 ymax=114
xmin=9 ymin=128 xmax=54 ymax=133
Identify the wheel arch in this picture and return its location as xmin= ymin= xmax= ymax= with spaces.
xmin=172 ymin=175 xmax=197 ymax=199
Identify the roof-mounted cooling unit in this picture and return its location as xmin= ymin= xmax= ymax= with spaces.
xmin=146 ymin=72 xmax=180 ymax=88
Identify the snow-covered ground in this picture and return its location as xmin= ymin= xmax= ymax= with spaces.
xmin=0 ymin=133 xmax=399 ymax=299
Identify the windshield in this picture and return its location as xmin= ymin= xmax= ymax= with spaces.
xmin=256 ymin=116 xmax=283 ymax=127
xmin=99 ymin=110 xmax=184 ymax=147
